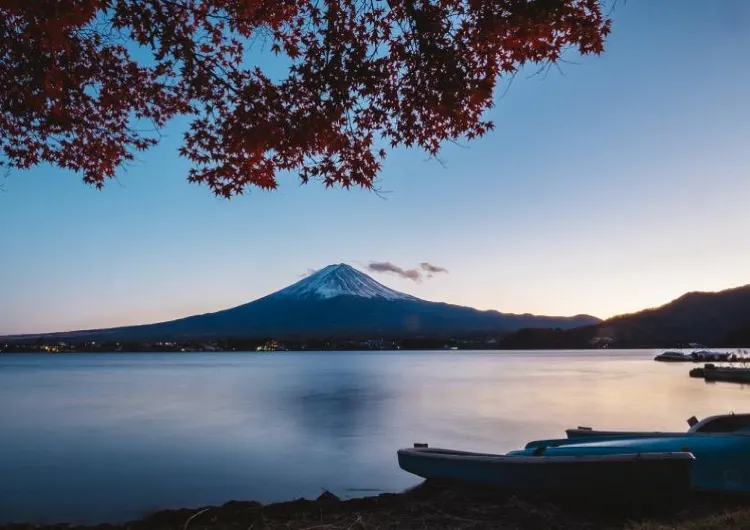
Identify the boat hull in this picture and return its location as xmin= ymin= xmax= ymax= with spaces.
xmin=397 ymin=446 xmax=693 ymax=508
xmin=515 ymin=434 xmax=750 ymax=494
xmin=704 ymin=367 xmax=750 ymax=383
xmin=566 ymin=428 xmax=681 ymax=439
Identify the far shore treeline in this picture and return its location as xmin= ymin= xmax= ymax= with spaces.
xmin=2 ymin=324 xmax=749 ymax=354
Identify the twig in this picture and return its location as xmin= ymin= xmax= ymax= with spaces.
xmin=430 ymin=507 xmax=491 ymax=526
xmin=345 ymin=515 xmax=363 ymax=530
xmin=446 ymin=138 xmax=469 ymax=149
xmin=497 ymin=70 xmax=518 ymax=101
xmin=606 ymin=0 xmax=624 ymax=17
xmin=371 ymin=183 xmax=392 ymax=200
xmin=425 ymin=152 xmax=447 ymax=168
xmin=183 ymin=507 xmax=211 ymax=530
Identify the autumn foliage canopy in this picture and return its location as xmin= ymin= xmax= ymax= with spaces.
xmin=1 ymin=0 xmax=611 ymax=197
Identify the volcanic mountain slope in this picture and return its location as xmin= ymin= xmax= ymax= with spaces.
xmin=7 ymin=264 xmax=601 ymax=342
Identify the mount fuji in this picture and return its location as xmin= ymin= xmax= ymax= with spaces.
xmin=10 ymin=264 xmax=600 ymax=342
xmin=270 ymin=264 xmax=418 ymax=302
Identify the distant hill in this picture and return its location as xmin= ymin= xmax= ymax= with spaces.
xmin=3 ymin=264 xmax=600 ymax=343
xmin=496 ymin=284 xmax=750 ymax=349
xmin=599 ymin=285 xmax=750 ymax=347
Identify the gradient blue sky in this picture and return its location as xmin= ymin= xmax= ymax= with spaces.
xmin=2 ymin=1 xmax=749 ymax=335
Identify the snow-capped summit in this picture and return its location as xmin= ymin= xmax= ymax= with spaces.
xmin=270 ymin=263 xmax=417 ymax=301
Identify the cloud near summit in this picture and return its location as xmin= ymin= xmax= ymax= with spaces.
xmin=420 ymin=262 xmax=449 ymax=276
xmin=366 ymin=261 xmax=449 ymax=282
xmin=300 ymin=268 xmax=319 ymax=278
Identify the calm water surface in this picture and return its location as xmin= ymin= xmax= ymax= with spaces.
xmin=0 ymin=350 xmax=747 ymax=524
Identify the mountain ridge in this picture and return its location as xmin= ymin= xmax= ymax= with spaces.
xmin=496 ymin=283 xmax=750 ymax=349
xmin=605 ymin=284 xmax=750 ymax=321
xmin=1 ymin=264 xmax=600 ymax=342
xmin=598 ymin=283 xmax=750 ymax=347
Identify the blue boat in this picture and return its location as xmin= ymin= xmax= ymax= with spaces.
xmin=518 ymin=434 xmax=750 ymax=494
xmin=397 ymin=444 xmax=694 ymax=507
xmin=566 ymin=412 xmax=750 ymax=439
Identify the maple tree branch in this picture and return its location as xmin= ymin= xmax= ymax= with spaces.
xmin=370 ymin=182 xmax=392 ymax=200
xmin=0 ymin=0 xmax=613 ymax=196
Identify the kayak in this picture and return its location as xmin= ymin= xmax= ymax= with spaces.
xmin=516 ymin=433 xmax=750 ymax=494
xmin=397 ymin=444 xmax=694 ymax=507
xmin=565 ymin=412 xmax=750 ymax=439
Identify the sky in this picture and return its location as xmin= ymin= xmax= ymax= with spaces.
xmin=1 ymin=1 xmax=750 ymax=335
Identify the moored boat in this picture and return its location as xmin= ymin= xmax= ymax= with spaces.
xmin=516 ymin=433 xmax=750 ymax=494
xmin=693 ymin=350 xmax=730 ymax=361
xmin=702 ymin=365 xmax=750 ymax=384
xmin=565 ymin=412 xmax=750 ymax=439
xmin=397 ymin=444 xmax=694 ymax=508
xmin=654 ymin=351 xmax=692 ymax=362
xmin=654 ymin=349 xmax=749 ymax=363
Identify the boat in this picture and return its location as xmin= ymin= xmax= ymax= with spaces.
xmin=654 ymin=351 xmax=692 ymax=362
xmin=397 ymin=444 xmax=694 ymax=507
xmin=692 ymin=350 xmax=729 ymax=361
xmin=518 ymin=433 xmax=750 ymax=494
xmin=565 ymin=412 xmax=750 ymax=439
xmin=654 ymin=350 xmax=747 ymax=363
xmin=702 ymin=365 xmax=750 ymax=384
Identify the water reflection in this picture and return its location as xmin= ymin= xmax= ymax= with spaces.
xmin=0 ymin=351 xmax=746 ymax=524
xmin=285 ymin=380 xmax=391 ymax=440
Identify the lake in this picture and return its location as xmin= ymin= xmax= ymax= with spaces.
xmin=0 ymin=350 xmax=746 ymax=524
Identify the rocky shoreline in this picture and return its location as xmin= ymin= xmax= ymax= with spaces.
xmin=2 ymin=484 xmax=749 ymax=530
